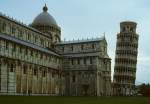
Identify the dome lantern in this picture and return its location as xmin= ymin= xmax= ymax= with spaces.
xmin=43 ymin=4 xmax=48 ymax=12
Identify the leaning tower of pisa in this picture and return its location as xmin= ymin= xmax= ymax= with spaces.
xmin=113 ymin=21 xmax=139 ymax=96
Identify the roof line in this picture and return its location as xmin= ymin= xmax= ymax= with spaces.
xmin=57 ymin=37 xmax=105 ymax=45
xmin=0 ymin=11 xmax=51 ymax=38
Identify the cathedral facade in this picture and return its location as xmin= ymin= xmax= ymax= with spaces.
xmin=0 ymin=5 xmax=111 ymax=96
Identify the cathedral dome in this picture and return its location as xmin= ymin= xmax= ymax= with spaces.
xmin=32 ymin=4 xmax=58 ymax=27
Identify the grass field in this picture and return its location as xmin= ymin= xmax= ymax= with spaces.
xmin=0 ymin=96 xmax=150 ymax=104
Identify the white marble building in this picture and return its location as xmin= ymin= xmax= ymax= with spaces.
xmin=113 ymin=21 xmax=139 ymax=96
xmin=0 ymin=4 xmax=111 ymax=96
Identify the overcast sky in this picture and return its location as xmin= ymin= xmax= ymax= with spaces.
xmin=0 ymin=0 xmax=150 ymax=84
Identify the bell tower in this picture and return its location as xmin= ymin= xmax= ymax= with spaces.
xmin=113 ymin=21 xmax=139 ymax=96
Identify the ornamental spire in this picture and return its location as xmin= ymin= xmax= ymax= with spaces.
xmin=103 ymin=32 xmax=106 ymax=40
xmin=43 ymin=3 xmax=48 ymax=12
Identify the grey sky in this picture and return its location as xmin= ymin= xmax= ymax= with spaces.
xmin=0 ymin=0 xmax=150 ymax=83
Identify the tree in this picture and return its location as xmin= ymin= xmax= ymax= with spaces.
xmin=138 ymin=83 xmax=150 ymax=96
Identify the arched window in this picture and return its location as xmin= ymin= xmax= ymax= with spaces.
xmin=72 ymin=75 xmax=76 ymax=82
xmin=81 ymin=44 xmax=84 ymax=50
xmin=84 ymin=58 xmax=86 ymax=65
xmin=90 ymin=57 xmax=93 ymax=64
xmin=23 ymin=66 xmax=27 ymax=74
xmin=2 ymin=22 xmax=6 ymax=31
xmin=12 ymin=27 xmax=16 ymax=34
xmin=43 ymin=70 xmax=46 ymax=77
xmin=92 ymin=44 xmax=95 ymax=49
xmin=34 ymin=69 xmax=37 ymax=75
xmin=10 ymin=64 xmax=14 ymax=72
xmin=130 ymin=27 xmax=133 ymax=32
xmin=122 ymin=27 xmax=126 ymax=32
xmin=71 ymin=59 xmax=74 ymax=65
xmin=71 ymin=45 xmax=73 ymax=51
xmin=77 ymin=58 xmax=80 ymax=64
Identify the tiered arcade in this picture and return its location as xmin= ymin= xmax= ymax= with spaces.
xmin=113 ymin=21 xmax=139 ymax=96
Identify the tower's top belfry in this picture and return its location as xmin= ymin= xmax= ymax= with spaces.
xmin=120 ymin=21 xmax=137 ymax=33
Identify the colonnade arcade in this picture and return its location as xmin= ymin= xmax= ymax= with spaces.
xmin=0 ymin=57 xmax=62 ymax=95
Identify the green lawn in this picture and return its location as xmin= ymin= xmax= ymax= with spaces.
xmin=0 ymin=96 xmax=150 ymax=104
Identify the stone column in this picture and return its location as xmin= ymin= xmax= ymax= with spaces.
xmin=37 ymin=67 xmax=42 ymax=94
xmin=15 ymin=60 xmax=20 ymax=94
xmin=0 ymin=58 xmax=8 ymax=93
xmin=46 ymin=68 xmax=48 ymax=94
xmin=7 ymin=60 xmax=16 ymax=94
xmin=32 ymin=65 xmax=35 ymax=94
xmin=47 ymin=69 xmax=51 ymax=94
xmin=29 ymin=65 xmax=34 ymax=95
xmin=20 ymin=62 xmax=23 ymax=94
xmin=26 ymin=64 xmax=29 ymax=94
xmin=49 ymin=69 xmax=52 ymax=94
xmin=41 ymin=67 xmax=44 ymax=94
